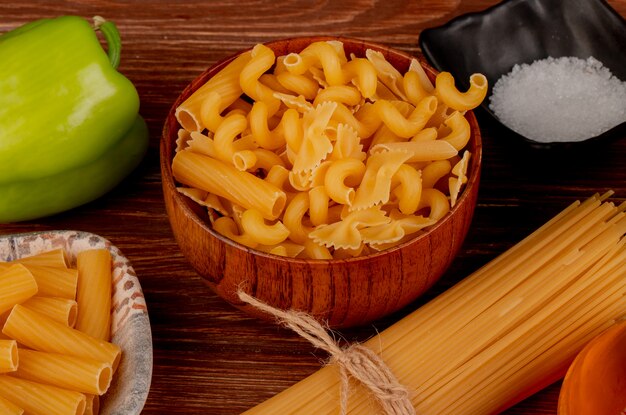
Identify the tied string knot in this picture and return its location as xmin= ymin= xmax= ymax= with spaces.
xmin=237 ymin=290 xmax=416 ymax=415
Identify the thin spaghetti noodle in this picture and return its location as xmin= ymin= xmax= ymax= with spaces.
xmin=241 ymin=192 xmax=626 ymax=414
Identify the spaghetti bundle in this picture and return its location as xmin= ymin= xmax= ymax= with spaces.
xmin=242 ymin=192 xmax=626 ymax=414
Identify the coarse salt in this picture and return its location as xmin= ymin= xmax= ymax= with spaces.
xmin=489 ymin=56 xmax=626 ymax=143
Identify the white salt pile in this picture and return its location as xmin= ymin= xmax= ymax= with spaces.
xmin=489 ymin=56 xmax=626 ymax=143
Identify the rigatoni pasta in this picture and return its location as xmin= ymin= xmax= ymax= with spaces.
xmin=19 ymin=265 xmax=78 ymax=299
xmin=0 ymin=247 xmax=122 ymax=414
xmin=172 ymin=40 xmax=486 ymax=258
xmin=14 ymin=349 xmax=112 ymax=395
xmin=0 ymin=375 xmax=86 ymax=415
xmin=0 ymin=339 xmax=17 ymax=372
xmin=9 ymin=248 xmax=68 ymax=268
xmin=3 ymin=305 xmax=121 ymax=372
xmin=76 ymin=249 xmax=112 ymax=340
xmin=0 ymin=395 xmax=23 ymax=415
xmin=0 ymin=264 xmax=38 ymax=314
xmin=22 ymin=296 xmax=78 ymax=327
xmin=84 ymin=394 xmax=99 ymax=415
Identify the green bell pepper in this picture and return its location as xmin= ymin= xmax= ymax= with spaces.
xmin=0 ymin=15 xmax=148 ymax=223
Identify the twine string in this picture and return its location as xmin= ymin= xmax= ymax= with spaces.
xmin=237 ymin=290 xmax=416 ymax=415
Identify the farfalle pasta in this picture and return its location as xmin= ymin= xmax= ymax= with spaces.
xmin=172 ymin=40 xmax=487 ymax=259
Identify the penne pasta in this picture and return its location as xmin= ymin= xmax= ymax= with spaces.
xmin=76 ymin=249 xmax=112 ymax=341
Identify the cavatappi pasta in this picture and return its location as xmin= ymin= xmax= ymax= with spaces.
xmin=173 ymin=41 xmax=487 ymax=259
xmin=0 ymin=248 xmax=117 ymax=415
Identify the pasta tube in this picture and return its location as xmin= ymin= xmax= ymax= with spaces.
xmin=20 ymin=265 xmax=77 ymax=299
xmin=176 ymin=50 xmax=253 ymax=132
xmin=9 ymin=248 xmax=68 ymax=268
xmin=0 ymin=375 xmax=86 ymax=415
xmin=0 ymin=264 xmax=38 ymax=314
xmin=14 ymin=348 xmax=113 ymax=395
xmin=84 ymin=394 xmax=99 ymax=415
xmin=435 ymin=72 xmax=488 ymax=112
xmin=0 ymin=339 xmax=17 ymax=373
xmin=0 ymin=395 xmax=23 ymax=415
xmin=22 ymin=297 xmax=78 ymax=327
xmin=2 ymin=305 xmax=121 ymax=372
xmin=172 ymin=150 xmax=287 ymax=220
xmin=76 ymin=249 xmax=112 ymax=340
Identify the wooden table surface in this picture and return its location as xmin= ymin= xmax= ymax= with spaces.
xmin=2 ymin=1 xmax=625 ymax=414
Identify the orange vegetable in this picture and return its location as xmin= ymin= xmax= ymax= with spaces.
xmin=558 ymin=320 xmax=626 ymax=415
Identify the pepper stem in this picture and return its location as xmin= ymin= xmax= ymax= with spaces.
xmin=93 ymin=16 xmax=121 ymax=69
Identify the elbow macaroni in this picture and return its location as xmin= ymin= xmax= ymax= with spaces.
xmin=172 ymin=40 xmax=486 ymax=258
xmin=435 ymin=71 xmax=488 ymax=112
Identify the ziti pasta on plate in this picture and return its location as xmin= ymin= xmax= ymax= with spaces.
xmin=0 ymin=231 xmax=151 ymax=415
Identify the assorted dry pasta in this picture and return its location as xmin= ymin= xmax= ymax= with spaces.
xmin=172 ymin=40 xmax=488 ymax=259
xmin=0 ymin=248 xmax=117 ymax=415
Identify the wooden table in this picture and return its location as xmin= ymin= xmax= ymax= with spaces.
xmin=2 ymin=1 xmax=625 ymax=413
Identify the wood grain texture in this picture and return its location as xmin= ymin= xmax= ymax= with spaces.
xmin=1 ymin=0 xmax=625 ymax=414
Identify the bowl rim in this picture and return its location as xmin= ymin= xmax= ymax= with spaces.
xmin=161 ymin=36 xmax=483 ymax=264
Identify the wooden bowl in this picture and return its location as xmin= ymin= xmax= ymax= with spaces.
xmin=558 ymin=320 xmax=626 ymax=415
xmin=160 ymin=37 xmax=482 ymax=328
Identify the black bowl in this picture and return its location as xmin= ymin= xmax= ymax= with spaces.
xmin=419 ymin=0 xmax=626 ymax=150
